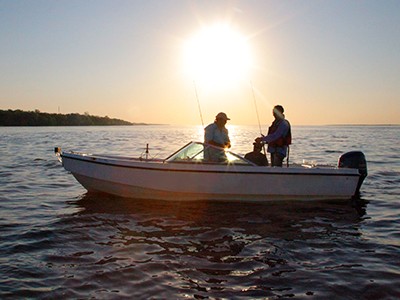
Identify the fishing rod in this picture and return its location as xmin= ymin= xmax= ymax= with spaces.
xmin=193 ymin=80 xmax=204 ymax=129
xmin=250 ymin=81 xmax=263 ymax=136
xmin=250 ymin=81 xmax=266 ymax=155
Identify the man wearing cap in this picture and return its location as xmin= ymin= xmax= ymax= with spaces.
xmin=255 ymin=105 xmax=291 ymax=167
xmin=204 ymin=112 xmax=231 ymax=162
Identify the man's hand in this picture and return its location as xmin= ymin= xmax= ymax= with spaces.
xmin=207 ymin=140 xmax=226 ymax=148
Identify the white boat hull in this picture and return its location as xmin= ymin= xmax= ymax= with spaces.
xmin=59 ymin=151 xmax=361 ymax=201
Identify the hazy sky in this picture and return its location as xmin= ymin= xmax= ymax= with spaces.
xmin=1 ymin=0 xmax=399 ymax=125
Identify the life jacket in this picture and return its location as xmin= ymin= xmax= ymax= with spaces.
xmin=267 ymin=119 xmax=292 ymax=147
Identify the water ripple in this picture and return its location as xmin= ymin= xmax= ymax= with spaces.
xmin=1 ymin=125 xmax=399 ymax=299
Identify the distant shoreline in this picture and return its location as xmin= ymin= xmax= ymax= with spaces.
xmin=0 ymin=109 xmax=148 ymax=126
xmin=324 ymin=124 xmax=400 ymax=127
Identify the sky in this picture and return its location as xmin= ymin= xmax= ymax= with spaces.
xmin=0 ymin=0 xmax=399 ymax=125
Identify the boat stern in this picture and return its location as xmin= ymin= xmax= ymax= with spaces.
xmin=338 ymin=151 xmax=367 ymax=197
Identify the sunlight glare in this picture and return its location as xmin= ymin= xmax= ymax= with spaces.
xmin=183 ymin=23 xmax=252 ymax=89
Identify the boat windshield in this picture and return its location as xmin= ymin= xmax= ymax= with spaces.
xmin=164 ymin=142 xmax=254 ymax=165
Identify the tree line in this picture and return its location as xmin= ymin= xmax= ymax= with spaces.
xmin=0 ymin=109 xmax=144 ymax=126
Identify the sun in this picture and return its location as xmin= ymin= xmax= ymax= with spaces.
xmin=183 ymin=23 xmax=252 ymax=89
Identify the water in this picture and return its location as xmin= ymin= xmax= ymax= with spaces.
xmin=0 ymin=125 xmax=399 ymax=299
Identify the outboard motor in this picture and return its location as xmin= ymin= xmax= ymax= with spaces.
xmin=338 ymin=151 xmax=367 ymax=197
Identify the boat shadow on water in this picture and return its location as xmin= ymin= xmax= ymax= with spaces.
xmin=71 ymin=192 xmax=368 ymax=242
xmin=46 ymin=193 xmax=376 ymax=299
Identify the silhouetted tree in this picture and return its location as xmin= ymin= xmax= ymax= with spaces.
xmin=0 ymin=109 xmax=139 ymax=126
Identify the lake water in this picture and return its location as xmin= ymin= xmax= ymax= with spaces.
xmin=0 ymin=125 xmax=399 ymax=299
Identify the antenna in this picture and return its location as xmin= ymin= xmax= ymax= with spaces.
xmin=193 ymin=81 xmax=204 ymax=128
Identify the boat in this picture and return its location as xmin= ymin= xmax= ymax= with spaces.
xmin=54 ymin=141 xmax=367 ymax=201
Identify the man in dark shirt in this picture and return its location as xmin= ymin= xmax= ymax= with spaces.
xmin=245 ymin=142 xmax=268 ymax=166
xmin=255 ymin=105 xmax=291 ymax=167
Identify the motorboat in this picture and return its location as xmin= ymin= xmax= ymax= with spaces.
xmin=54 ymin=141 xmax=367 ymax=201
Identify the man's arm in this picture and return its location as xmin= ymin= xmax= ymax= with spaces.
xmin=261 ymin=120 xmax=289 ymax=143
